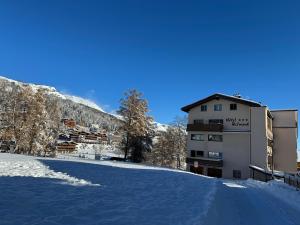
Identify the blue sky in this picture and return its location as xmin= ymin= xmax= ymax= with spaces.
xmin=0 ymin=0 xmax=299 ymax=133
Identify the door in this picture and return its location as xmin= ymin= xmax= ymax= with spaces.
xmin=190 ymin=166 xmax=204 ymax=175
xmin=207 ymin=168 xmax=222 ymax=178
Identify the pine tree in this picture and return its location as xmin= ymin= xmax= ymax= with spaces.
xmin=118 ymin=89 xmax=154 ymax=161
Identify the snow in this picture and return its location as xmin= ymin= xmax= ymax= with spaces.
xmin=0 ymin=153 xmax=99 ymax=186
xmin=58 ymin=143 xmax=124 ymax=160
xmin=1 ymin=153 xmax=300 ymax=225
xmin=63 ymin=94 xmax=105 ymax=112
xmin=222 ymin=182 xmax=246 ymax=188
xmin=153 ymin=122 xmax=169 ymax=132
xmin=245 ymin=179 xmax=300 ymax=212
xmin=0 ymin=76 xmax=105 ymax=113
xmin=0 ymin=153 xmax=217 ymax=225
xmin=203 ymin=179 xmax=300 ymax=225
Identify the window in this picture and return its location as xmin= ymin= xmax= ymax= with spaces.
xmin=233 ymin=170 xmax=241 ymax=179
xmin=208 ymin=151 xmax=223 ymax=159
xmin=191 ymin=134 xmax=205 ymax=141
xmin=230 ymin=104 xmax=237 ymax=110
xmin=214 ymin=104 xmax=222 ymax=111
xmin=201 ymin=105 xmax=207 ymax=111
xmin=190 ymin=150 xmax=196 ymax=157
xmin=194 ymin=119 xmax=204 ymax=124
xmin=209 ymin=119 xmax=223 ymax=124
xmin=208 ymin=134 xmax=223 ymax=142
xmin=196 ymin=151 xmax=204 ymax=157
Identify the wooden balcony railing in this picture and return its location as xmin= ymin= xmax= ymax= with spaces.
xmin=186 ymin=123 xmax=223 ymax=132
xmin=186 ymin=157 xmax=223 ymax=167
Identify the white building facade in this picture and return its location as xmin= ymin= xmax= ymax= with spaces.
xmin=182 ymin=93 xmax=298 ymax=179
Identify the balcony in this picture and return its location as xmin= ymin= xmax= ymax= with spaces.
xmin=186 ymin=123 xmax=223 ymax=132
xmin=186 ymin=157 xmax=223 ymax=167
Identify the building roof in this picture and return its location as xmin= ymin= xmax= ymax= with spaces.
xmin=181 ymin=93 xmax=261 ymax=112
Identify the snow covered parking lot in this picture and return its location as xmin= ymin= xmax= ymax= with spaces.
xmin=0 ymin=153 xmax=299 ymax=225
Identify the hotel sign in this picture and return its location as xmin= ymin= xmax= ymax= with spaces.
xmin=226 ymin=118 xmax=249 ymax=127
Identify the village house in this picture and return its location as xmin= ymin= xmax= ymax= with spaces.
xmin=181 ymin=93 xmax=298 ymax=179
xmin=61 ymin=118 xmax=76 ymax=129
xmin=56 ymin=141 xmax=77 ymax=154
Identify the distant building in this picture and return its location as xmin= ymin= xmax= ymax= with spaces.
xmin=181 ymin=93 xmax=298 ymax=179
xmin=56 ymin=141 xmax=77 ymax=154
xmin=61 ymin=119 xmax=76 ymax=129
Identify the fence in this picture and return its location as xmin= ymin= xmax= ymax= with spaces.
xmin=284 ymin=173 xmax=300 ymax=189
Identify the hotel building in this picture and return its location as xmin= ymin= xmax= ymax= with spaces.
xmin=181 ymin=93 xmax=298 ymax=179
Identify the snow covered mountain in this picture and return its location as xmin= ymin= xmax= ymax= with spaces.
xmin=0 ymin=76 xmax=170 ymax=134
xmin=0 ymin=76 xmax=122 ymax=128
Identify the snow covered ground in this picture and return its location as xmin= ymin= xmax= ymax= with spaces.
xmin=0 ymin=154 xmax=99 ymax=186
xmin=0 ymin=153 xmax=299 ymax=225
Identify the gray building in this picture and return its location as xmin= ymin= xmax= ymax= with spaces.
xmin=181 ymin=93 xmax=298 ymax=179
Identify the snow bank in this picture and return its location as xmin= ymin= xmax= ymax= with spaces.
xmin=0 ymin=153 xmax=99 ymax=186
xmin=245 ymin=179 xmax=300 ymax=211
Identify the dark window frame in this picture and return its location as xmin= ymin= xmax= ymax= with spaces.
xmin=209 ymin=119 xmax=224 ymax=124
xmin=200 ymin=105 xmax=207 ymax=111
xmin=196 ymin=151 xmax=204 ymax=157
xmin=208 ymin=134 xmax=223 ymax=142
xmin=191 ymin=150 xmax=196 ymax=157
xmin=230 ymin=103 xmax=237 ymax=111
xmin=191 ymin=134 xmax=205 ymax=141
xmin=194 ymin=119 xmax=204 ymax=124
xmin=214 ymin=104 xmax=222 ymax=111
xmin=208 ymin=151 xmax=223 ymax=159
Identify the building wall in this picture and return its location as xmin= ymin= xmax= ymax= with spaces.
xmin=272 ymin=110 xmax=298 ymax=173
xmin=185 ymin=97 xmax=298 ymax=179
xmin=250 ymin=107 xmax=268 ymax=170
xmin=222 ymin=132 xmax=250 ymax=179
xmin=188 ymin=99 xmax=251 ymax=131
xmin=186 ymin=98 xmax=255 ymax=179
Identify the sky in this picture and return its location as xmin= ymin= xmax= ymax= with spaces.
xmin=0 ymin=0 xmax=299 ymax=131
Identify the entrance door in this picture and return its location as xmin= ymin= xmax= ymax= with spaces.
xmin=207 ymin=168 xmax=222 ymax=178
xmin=190 ymin=166 xmax=204 ymax=175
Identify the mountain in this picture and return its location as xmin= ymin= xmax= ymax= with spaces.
xmin=0 ymin=76 xmax=122 ymax=129
xmin=0 ymin=75 xmax=169 ymax=135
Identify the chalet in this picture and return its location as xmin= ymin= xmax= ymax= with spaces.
xmin=56 ymin=141 xmax=77 ymax=154
xmin=61 ymin=119 xmax=76 ymax=129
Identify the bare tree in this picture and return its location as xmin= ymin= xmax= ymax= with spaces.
xmin=118 ymin=89 xmax=154 ymax=161
xmin=148 ymin=116 xmax=187 ymax=169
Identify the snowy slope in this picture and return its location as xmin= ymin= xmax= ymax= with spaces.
xmin=0 ymin=153 xmax=99 ymax=186
xmin=0 ymin=153 xmax=217 ymax=225
xmin=1 ymin=153 xmax=300 ymax=225
xmin=0 ymin=75 xmax=105 ymax=113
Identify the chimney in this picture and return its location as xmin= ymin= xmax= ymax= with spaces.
xmin=233 ymin=93 xmax=242 ymax=98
